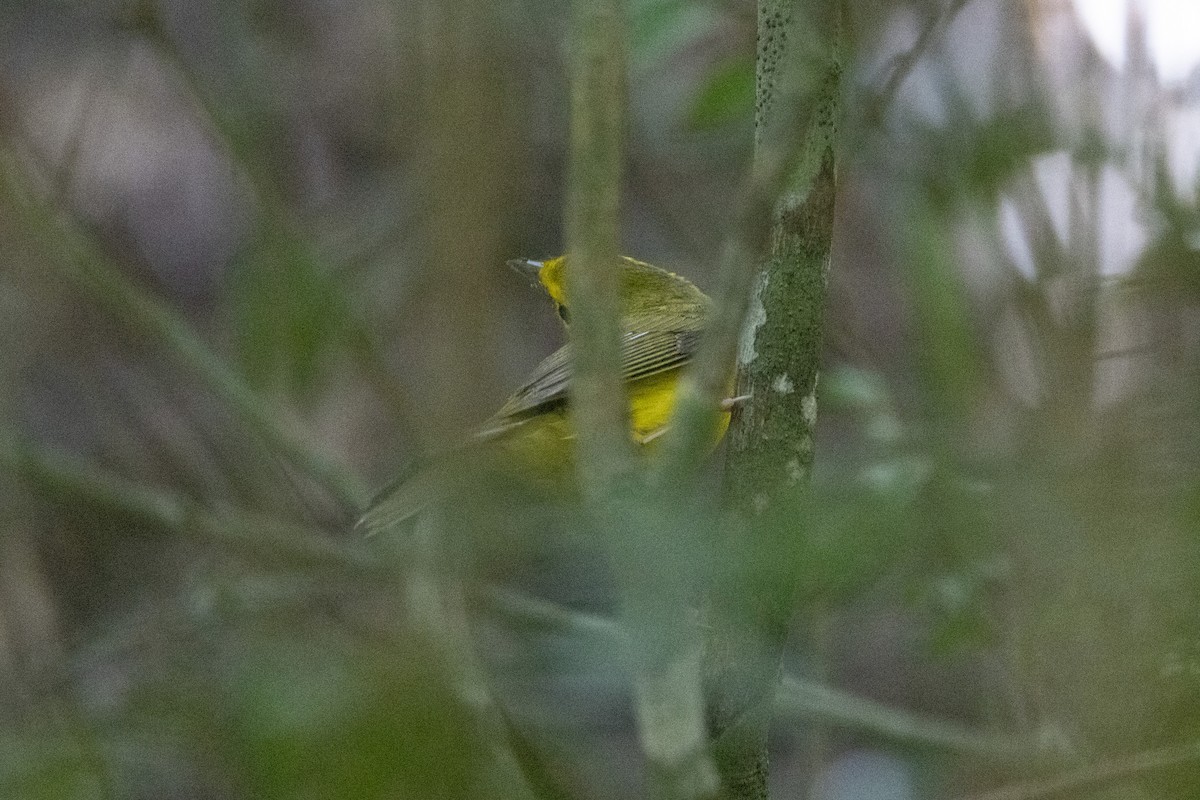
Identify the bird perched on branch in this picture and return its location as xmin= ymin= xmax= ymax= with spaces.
xmin=358 ymin=255 xmax=736 ymax=536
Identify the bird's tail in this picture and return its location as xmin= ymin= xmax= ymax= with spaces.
xmin=354 ymin=456 xmax=449 ymax=538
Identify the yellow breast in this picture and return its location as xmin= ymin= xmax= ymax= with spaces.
xmin=497 ymin=368 xmax=732 ymax=470
xmin=628 ymin=371 xmax=729 ymax=445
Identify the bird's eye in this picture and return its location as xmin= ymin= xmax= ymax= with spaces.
xmin=557 ymin=305 xmax=571 ymax=323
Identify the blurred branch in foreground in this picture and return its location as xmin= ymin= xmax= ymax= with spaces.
xmin=477 ymin=587 xmax=1037 ymax=760
xmin=565 ymin=0 xmax=721 ymax=797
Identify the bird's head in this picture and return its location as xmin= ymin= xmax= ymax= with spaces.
xmin=507 ymin=255 xmax=710 ymax=326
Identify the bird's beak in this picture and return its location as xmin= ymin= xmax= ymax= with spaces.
xmin=507 ymin=258 xmax=544 ymax=281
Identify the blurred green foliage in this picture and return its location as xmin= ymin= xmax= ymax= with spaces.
xmin=218 ymin=632 xmax=480 ymax=799
xmin=232 ymin=229 xmax=350 ymax=397
xmin=688 ymin=57 xmax=755 ymax=130
xmin=1 ymin=1 xmax=1199 ymax=799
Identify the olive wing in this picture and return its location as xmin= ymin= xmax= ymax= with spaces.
xmin=477 ymin=328 xmax=700 ymax=439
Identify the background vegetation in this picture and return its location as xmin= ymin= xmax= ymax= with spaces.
xmin=1 ymin=1 xmax=1199 ymax=799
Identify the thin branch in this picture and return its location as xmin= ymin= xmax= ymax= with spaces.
xmin=776 ymin=675 xmax=1035 ymax=761
xmin=0 ymin=146 xmax=369 ymax=511
xmin=0 ymin=425 xmax=382 ymax=575
xmin=565 ymin=0 xmax=637 ymax=491
xmin=465 ymin=589 xmax=1043 ymax=761
xmin=698 ymin=2 xmax=844 ymax=797
xmin=566 ymin=3 xmax=720 ymax=797
xmin=863 ymin=0 xmax=973 ymax=126
xmin=140 ymin=22 xmax=421 ymax=444
xmin=956 ymin=740 xmax=1200 ymax=800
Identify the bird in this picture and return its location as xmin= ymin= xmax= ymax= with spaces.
xmin=357 ymin=254 xmax=736 ymax=536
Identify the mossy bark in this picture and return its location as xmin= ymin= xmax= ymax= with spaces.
xmin=706 ymin=1 xmax=842 ymax=797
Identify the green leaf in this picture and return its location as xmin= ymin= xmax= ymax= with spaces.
xmin=688 ymin=56 xmax=755 ymax=130
xmin=0 ymin=733 xmax=111 ymax=800
xmin=230 ymin=227 xmax=349 ymax=398
xmin=742 ymin=457 xmax=930 ymax=609
xmin=222 ymin=633 xmax=481 ymax=800
xmin=631 ymin=0 xmax=700 ymax=55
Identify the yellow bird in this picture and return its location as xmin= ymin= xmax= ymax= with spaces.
xmin=358 ymin=255 xmax=734 ymax=535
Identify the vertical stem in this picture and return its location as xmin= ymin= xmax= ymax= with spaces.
xmin=565 ymin=0 xmax=636 ymax=481
xmin=566 ymin=3 xmax=718 ymax=797
xmin=706 ymin=2 xmax=842 ymax=797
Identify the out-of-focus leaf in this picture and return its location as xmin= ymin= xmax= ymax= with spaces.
xmin=742 ymin=456 xmax=931 ymax=609
xmin=1136 ymin=223 xmax=1200 ymax=299
xmin=221 ymin=632 xmax=480 ymax=800
xmin=910 ymin=473 xmax=1010 ymax=656
xmin=912 ymin=104 xmax=1057 ymax=210
xmin=688 ymin=56 xmax=755 ymax=130
xmin=903 ymin=206 xmax=987 ymax=425
xmin=630 ymin=0 xmax=707 ymax=58
xmin=0 ymin=734 xmax=110 ymax=800
xmin=821 ymin=364 xmax=906 ymax=444
xmin=926 ymin=574 xmax=993 ymax=656
xmin=794 ymin=462 xmax=929 ymax=604
xmin=820 ymin=364 xmax=894 ymax=412
xmin=230 ymin=228 xmax=350 ymax=398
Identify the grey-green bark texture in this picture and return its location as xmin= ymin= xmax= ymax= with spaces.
xmin=707 ymin=1 xmax=842 ymax=797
